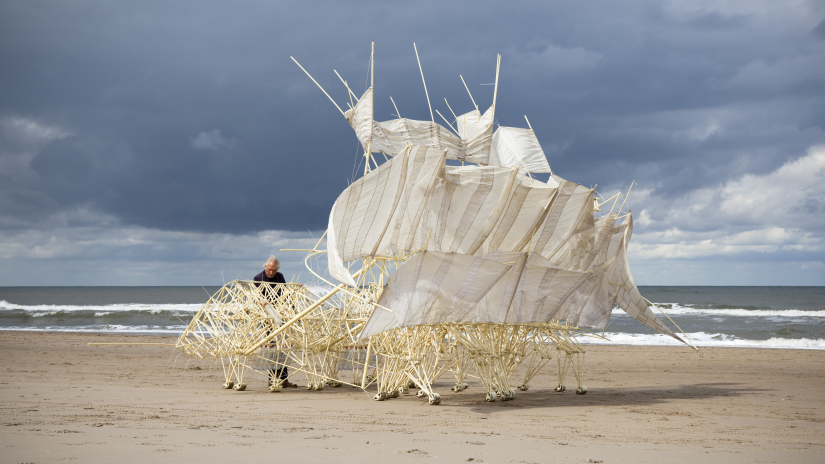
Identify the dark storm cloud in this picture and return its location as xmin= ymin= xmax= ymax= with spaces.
xmin=0 ymin=0 xmax=824 ymax=237
xmin=815 ymin=18 xmax=825 ymax=38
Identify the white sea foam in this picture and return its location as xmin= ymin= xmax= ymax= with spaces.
xmin=613 ymin=304 xmax=825 ymax=318
xmin=303 ymin=285 xmax=336 ymax=297
xmin=31 ymin=311 xmax=60 ymax=318
xmin=3 ymin=326 xmax=823 ymax=349
xmin=0 ymin=300 xmax=202 ymax=313
xmin=1 ymin=325 xmax=188 ymax=334
xmin=582 ymin=331 xmax=825 ymax=349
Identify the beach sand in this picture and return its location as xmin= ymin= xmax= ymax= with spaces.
xmin=1 ymin=331 xmax=823 ymax=463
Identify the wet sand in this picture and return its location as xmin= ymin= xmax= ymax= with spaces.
xmin=1 ymin=331 xmax=823 ymax=463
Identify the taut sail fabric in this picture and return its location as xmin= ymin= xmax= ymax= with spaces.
xmin=328 ymin=146 xmax=528 ymax=285
xmin=529 ymin=178 xmax=595 ymax=260
xmin=327 ymin=146 xmax=446 ymax=286
xmin=477 ymin=175 xmax=557 ymax=255
xmin=455 ymin=109 xmax=489 ymax=139
xmin=362 ymin=250 xmax=607 ymax=338
xmin=334 ymin=86 xmax=683 ymax=343
xmin=344 ymin=90 xmax=555 ymax=175
xmin=488 ymin=127 xmax=552 ymax=175
xmin=362 ymin=214 xmax=682 ymax=343
xmin=343 ymin=87 xmax=373 ymax=154
xmin=602 ymin=216 xmax=681 ymax=339
xmin=344 ymin=89 xmax=494 ymax=165
xmin=361 ymin=251 xmax=512 ymax=337
xmin=412 ymin=164 xmax=519 ymax=255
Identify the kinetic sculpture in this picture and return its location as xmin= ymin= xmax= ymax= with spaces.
xmin=176 ymin=44 xmax=695 ymax=404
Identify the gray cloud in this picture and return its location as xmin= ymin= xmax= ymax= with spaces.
xmin=685 ymin=11 xmax=751 ymax=30
xmin=0 ymin=0 xmax=824 ymax=284
xmin=815 ymin=18 xmax=825 ymax=39
xmin=190 ymin=129 xmax=236 ymax=151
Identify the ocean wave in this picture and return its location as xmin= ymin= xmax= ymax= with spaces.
xmin=2 ymin=326 xmax=823 ymax=350
xmin=303 ymin=285 xmax=336 ymax=296
xmin=0 ymin=300 xmax=202 ymax=313
xmin=613 ymin=304 xmax=825 ymax=318
xmin=582 ymin=331 xmax=825 ymax=349
xmin=31 ymin=311 xmax=60 ymax=318
xmin=0 ymin=324 xmax=188 ymax=334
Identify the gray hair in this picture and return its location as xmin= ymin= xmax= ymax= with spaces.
xmin=264 ymin=255 xmax=280 ymax=271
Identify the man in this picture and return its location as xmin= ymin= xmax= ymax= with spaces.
xmin=253 ymin=255 xmax=286 ymax=286
xmin=253 ymin=256 xmax=297 ymax=388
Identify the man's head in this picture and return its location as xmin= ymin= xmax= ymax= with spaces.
xmin=264 ymin=255 xmax=280 ymax=279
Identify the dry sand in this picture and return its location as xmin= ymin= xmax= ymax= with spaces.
xmin=1 ymin=331 xmax=823 ymax=463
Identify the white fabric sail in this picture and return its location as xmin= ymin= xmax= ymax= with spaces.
xmin=344 ymin=89 xmax=494 ymax=164
xmin=511 ymin=213 xmax=617 ymax=330
xmin=386 ymin=147 xmax=448 ymax=252
xmin=327 ymin=146 xmax=446 ymax=285
xmin=546 ymin=215 xmax=621 ymax=329
xmin=327 ymin=146 xmax=408 ymax=286
xmin=489 ymin=127 xmax=552 ymax=175
xmin=459 ymin=106 xmax=494 ymax=163
xmin=479 ymin=175 xmax=557 ymax=255
xmin=311 ymin=58 xmax=689 ymax=350
xmin=334 ymin=96 xmax=683 ymax=342
xmin=504 ymin=253 xmax=594 ymax=324
xmin=602 ymin=215 xmax=683 ymax=340
xmin=372 ymin=118 xmax=452 ymax=158
xmin=475 ymin=251 xmax=528 ymax=322
xmin=358 ymin=202 xmax=684 ymax=342
xmin=413 ymin=164 xmax=519 ymax=255
xmin=343 ymin=87 xmax=374 ymax=153
xmin=550 ymin=213 xmax=620 ymax=272
xmin=329 ymin=153 xmax=520 ymax=285
xmin=362 ymin=250 xmax=608 ymax=337
xmin=454 ymin=109 xmax=488 ymax=139
xmin=361 ymin=251 xmax=512 ymax=338
xmin=530 ymin=178 xmax=595 ymax=260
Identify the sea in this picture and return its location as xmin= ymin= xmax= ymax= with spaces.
xmin=0 ymin=286 xmax=823 ymax=350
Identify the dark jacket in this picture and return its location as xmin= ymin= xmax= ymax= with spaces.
xmin=253 ymin=271 xmax=285 ymax=286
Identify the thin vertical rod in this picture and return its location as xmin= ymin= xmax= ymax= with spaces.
xmin=436 ymin=110 xmax=460 ymax=136
xmin=366 ymin=43 xmax=375 ymax=176
xmin=291 ymin=57 xmax=344 ymax=115
xmin=610 ymin=191 xmax=621 ymax=213
xmin=492 ymin=55 xmax=501 ymax=109
xmin=487 ymin=54 xmax=502 ymax=166
xmin=618 ymin=181 xmax=635 ymax=215
xmin=523 ymin=114 xmax=549 ymax=174
xmin=414 ymin=42 xmax=434 ymax=123
xmin=390 ymin=96 xmax=401 ymax=119
xmin=460 ymin=75 xmax=478 ymax=111
xmin=361 ymin=339 xmax=373 ymax=388
xmin=334 ymin=69 xmax=359 ymax=104
xmin=444 ymin=98 xmax=458 ymax=120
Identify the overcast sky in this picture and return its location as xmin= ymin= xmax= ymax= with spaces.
xmin=1 ymin=0 xmax=823 ymax=286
